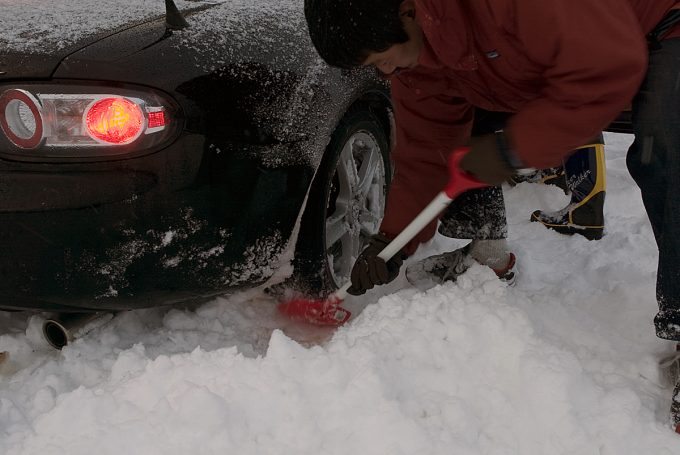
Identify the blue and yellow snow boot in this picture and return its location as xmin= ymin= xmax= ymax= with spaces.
xmin=530 ymin=135 xmax=606 ymax=240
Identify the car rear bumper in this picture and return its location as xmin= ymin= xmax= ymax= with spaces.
xmin=0 ymin=135 xmax=312 ymax=311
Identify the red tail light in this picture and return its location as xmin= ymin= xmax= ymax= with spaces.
xmin=85 ymin=97 xmax=144 ymax=144
xmin=0 ymin=83 xmax=178 ymax=159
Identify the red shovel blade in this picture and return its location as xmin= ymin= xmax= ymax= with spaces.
xmin=278 ymin=296 xmax=351 ymax=326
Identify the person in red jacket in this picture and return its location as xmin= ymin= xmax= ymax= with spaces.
xmin=304 ymin=0 xmax=680 ymax=429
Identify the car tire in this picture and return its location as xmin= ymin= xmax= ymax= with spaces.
xmin=291 ymin=107 xmax=391 ymax=296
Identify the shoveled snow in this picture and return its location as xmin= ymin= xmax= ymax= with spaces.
xmin=1 ymin=133 xmax=680 ymax=453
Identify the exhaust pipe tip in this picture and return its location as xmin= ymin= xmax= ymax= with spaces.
xmin=42 ymin=319 xmax=71 ymax=349
xmin=42 ymin=313 xmax=114 ymax=349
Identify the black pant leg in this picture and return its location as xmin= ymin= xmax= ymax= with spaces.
xmin=438 ymin=109 xmax=511 ymax=240
xmin=627 ymin=38 xmax=680 ymax=341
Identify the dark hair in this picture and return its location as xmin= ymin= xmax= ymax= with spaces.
xmin=304 ymin=0 xmax=409 ymax=69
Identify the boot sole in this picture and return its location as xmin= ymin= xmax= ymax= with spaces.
xmin=530 ymin=212 xmax=604 ymax=241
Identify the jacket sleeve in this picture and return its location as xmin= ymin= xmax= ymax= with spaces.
xmin=503 ymin=0 xmax=648 ymax=168
xmin=379 ymin=73 xmax=473 ymax=255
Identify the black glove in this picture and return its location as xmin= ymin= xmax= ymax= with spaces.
xmin=347 ymin=233 xmax=406 ymax=296
xmin=461 ymin=132 xmax=521 ymax=185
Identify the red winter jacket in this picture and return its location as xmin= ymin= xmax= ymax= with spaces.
xmin=381 ymin=0 xmax=680 ymax=254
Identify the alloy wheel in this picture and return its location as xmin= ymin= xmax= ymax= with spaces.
xmin=324 ymin=130 xmax=387 ymax=287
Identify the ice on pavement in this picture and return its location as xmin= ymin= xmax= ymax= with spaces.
xmin=2 ymin=133 xmax=680 ymax=454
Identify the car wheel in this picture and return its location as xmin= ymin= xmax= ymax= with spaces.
xmin=292 ymin=107 xmax=391 ymax=295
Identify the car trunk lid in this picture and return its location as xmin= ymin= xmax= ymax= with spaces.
xmin=0 ymin=23 xmax=161 ymax=81
xmin=0 ymin=53 xmax=68 ymax=80
xmin=0 ymin=0 xmax=203 ymax=80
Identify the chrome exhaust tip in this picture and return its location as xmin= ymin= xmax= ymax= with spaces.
xmin=42 ymin=313 xmax=113 ymax=349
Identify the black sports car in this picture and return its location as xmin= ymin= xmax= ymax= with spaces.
xmin=0 ymin=1 xmax=393 ymax=317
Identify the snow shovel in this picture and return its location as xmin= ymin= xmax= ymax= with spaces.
xmin=278 ymin=146 xmax=489 ymax=326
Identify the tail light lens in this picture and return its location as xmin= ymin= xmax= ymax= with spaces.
xmin=85 ymin=98 xmax=144 ymax=144
xmin=0 ymin=82 xmax=180 ymax=160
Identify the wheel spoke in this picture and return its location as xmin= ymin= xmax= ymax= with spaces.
xmin=325 ymin=203 xmax=349 ymax=248
xmin=356 ymin=139 xmax=383 ymax=199
xmin=338 ymin=139 xmax=360 ymax=194
xmin=337 ymin=228 xmax=361 ymax=280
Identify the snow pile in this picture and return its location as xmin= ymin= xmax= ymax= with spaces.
xmin=1 ymin=133 xmax=680 ymax=454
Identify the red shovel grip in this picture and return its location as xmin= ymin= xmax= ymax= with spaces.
xmin=444 ymin=147 xmax=489 ymax=199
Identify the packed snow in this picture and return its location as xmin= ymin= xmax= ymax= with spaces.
xmin=2 ymin=133 xmax=680 ymax=454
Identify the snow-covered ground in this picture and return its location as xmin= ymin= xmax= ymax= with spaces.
xmin=2 ymin=133 xmax=679 ymax=454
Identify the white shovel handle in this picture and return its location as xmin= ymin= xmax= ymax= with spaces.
xmin=333 ymin=191 xmax=453 ymax=301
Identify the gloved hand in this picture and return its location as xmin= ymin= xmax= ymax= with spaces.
xmin=347 ymin=233 xmax=407 ymax=296
xmin=461 ymin=132 xmax=519 ymax=185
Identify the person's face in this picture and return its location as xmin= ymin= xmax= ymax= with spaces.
xmin=362 ymin=2 xmax=423 ymax=75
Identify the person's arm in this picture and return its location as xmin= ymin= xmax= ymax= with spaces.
xmin=503 ymin=0 xmax=647 ymax=169
xmin=379 ymin=73 xmax=473 ymax=255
